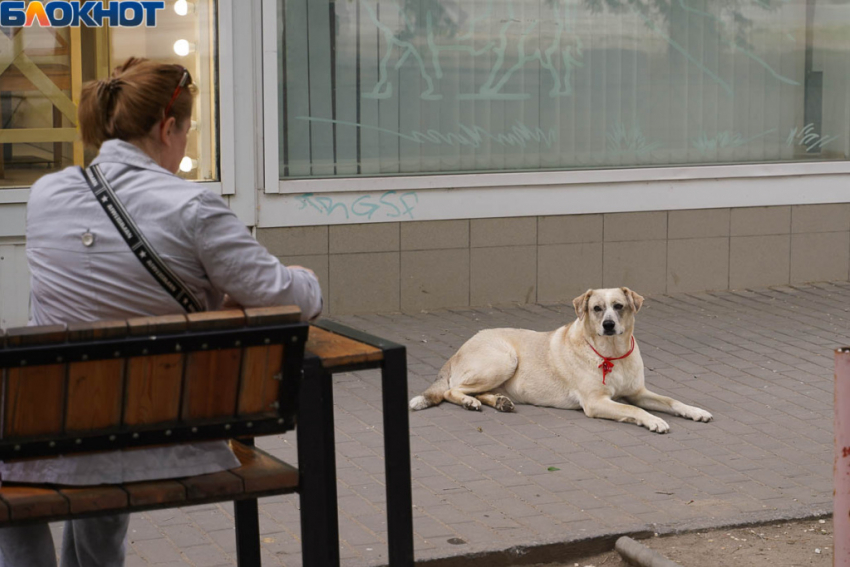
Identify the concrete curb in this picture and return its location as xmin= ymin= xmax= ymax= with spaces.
xmin=403 ymin=506 xmax=832 ymax=567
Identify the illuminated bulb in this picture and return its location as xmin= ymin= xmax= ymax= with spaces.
xmin=179 ymin=157 xmax=198 ymax=172
xmin=174 ymin=0 xmax=195 ymax=16
xmin=173 ymin=39 xmax=195 ymax=57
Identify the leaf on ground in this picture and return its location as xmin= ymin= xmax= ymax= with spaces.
xmin=547 ymin=466 xmax=561 ymax=472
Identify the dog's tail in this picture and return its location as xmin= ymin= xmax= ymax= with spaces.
xmin=409 ymin=363 xmax=450 ymax=411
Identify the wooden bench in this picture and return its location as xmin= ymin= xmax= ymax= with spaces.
xmin=0 ymin=308 xmax=415 ymax=567
xmin=0 ymin=306 xmax=308 ymax=565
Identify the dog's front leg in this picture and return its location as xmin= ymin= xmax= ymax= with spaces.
xmin=582 ymin=396 xmax=669 ymax=433
xmin=625 ymin=388 xmax=713 ymax=422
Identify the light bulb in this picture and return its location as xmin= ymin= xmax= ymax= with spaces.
xmin=180 ymin=157 xmax=198 ymax=172
xmin=173 ymin=39 xmax=195 ymax=57
xmin=174 ymin=0 xmax=195 ymax=16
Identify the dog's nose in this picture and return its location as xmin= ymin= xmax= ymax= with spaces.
xmin=603 ymin=320 xmax=615 ymax=331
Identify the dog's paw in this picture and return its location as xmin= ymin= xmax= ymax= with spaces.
xmin=462 ymin=397 xmax=482 ymax=411
xmin=409 ymin=395 xmax=430 ymax=411
xmin=683 ymin=406 xmax=713 ymax=422
xmin=642 ymin=415 xmax=669 ymax=433
xmin=495 ymin=395 xmax=515 ymax=413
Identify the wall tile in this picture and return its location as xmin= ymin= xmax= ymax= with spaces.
xmin=470 ymin=218 xmax=536 ymax=248
xmin=729 ymin=235 xmax=790 ymax=288
xmin=401 ymin=249 xmax=470 ymax=312
xmin=667 ymin=238 xmax=729 ymax=293
xmin=791 ymin=204 xmax=850 ymax=234
xmin=257 ymin=226 xmax=328 ymax=256
xmin=470 ymin=246 xmax=537 ymax=306
xmin=730 ymin=206 xmax=791 ymax=236
xmin=538 ymin=243 xmax=603 ymax=304
xmin=602 ymin=241 xmax=667 ymax=294
xmin=329 ymin=253 xmax=399 ymax=314
xmin=790 ymin=232 xmax=850 ymax=283
xmin=668 ymin=209 xmax=730 ymax=239
xmin=603 ymin=211 xmax=667 ymax=242
xmin=538 ymin=214 xmax=603 ymax=245
xmin=329 ymin=224 xmax=399 ymax=254
xmin=400 ymin=220 xmax=469 ymax=250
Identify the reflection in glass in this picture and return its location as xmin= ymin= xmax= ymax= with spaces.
xmin=0 ymin=3 xmax=217 ymax=188
xmin=278 ymin=0 xmax=850 ymax=178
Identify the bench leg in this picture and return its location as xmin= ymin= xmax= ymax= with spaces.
xmin=235 ymin=497 xmax=261 ymax=567
xmin=298 ymin=359 xmax=340 ymax=567
xmin=234 ymin=438 xmax=262 ymax=567
xmin=382 ymin=346 xmax=414 ymax=567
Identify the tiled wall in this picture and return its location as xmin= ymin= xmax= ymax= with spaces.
xmin=257 ymin=204 xmax=850 ymax=315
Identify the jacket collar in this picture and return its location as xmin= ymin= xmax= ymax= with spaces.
xmin=91 ymin=139 xmax=175 ymax=177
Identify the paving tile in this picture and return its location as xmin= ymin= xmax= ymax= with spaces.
xmin=126 ymin=280 xmax=840 ymax=566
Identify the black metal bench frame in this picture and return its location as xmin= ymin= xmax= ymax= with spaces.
xmin=0 ymin=319 xmax=415 ymax=567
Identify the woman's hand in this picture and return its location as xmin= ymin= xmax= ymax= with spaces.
xmin=288 ymin=265 xmax=317 ymax=278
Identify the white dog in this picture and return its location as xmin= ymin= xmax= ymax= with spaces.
xmin=409 ymin=288 xmax=712 ymax=433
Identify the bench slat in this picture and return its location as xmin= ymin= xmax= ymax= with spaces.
xmin=67 ymin=320 xmax=128 ymax=343
xmin=6 ymin=365 xmax=66 ymax=437
xmin=126 ymin=314 xmax=187 ymax=336
xmin=66 ymin=323 xmax=128 ymax=430
xmin=244 ymin=306 xmax=301 ymax=326
xmin=0 ymin=486 xmax=68 ymax=521
xmin=229 ymin=441 xmax=298 ymax=493
xmin=5 ymin=325 xmax=67 ymax=348
xmin=186 ymin=310 xmax=246 ymax=331
xmin=59 ymin=486 xmax=128 ymax=515
xmin=181 ymin=311 xmax=246 ymax=420
xmin=66 ymin=359 xmax=125 ymax=431
xmin=238 ymin=345 xmax=283 ymax=416
xmin=124 ymin=354 xmax=183 ymax=425
xmin=306 ymin=327 xmax=383 ymax=368
xmin=179 ymin=470 xmax=244 ymax=500
xmin=0 ymin=443 xmax=297 ymax=525
xmin=182 ymin=349 xmax=243 ymax=419
xmin=123 ymin=479 xmax=187 ymax=508
xmin=4 ymin=326 xmax=68 ymax=438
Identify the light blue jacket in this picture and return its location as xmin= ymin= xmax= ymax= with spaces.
xmin=3 ymin=139 xmax=322 ymax=485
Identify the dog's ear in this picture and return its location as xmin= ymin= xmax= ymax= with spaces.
xmin=572 ymin=289 xmax=593 ymax=320
xmin=622 ymin=287 xmax=645 ymax=313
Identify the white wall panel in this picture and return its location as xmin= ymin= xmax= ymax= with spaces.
xmin=0 ymin=242 xmax=30 ymax=328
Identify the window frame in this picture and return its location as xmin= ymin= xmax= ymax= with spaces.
xmin=0 ymin=3 xmax=231 ymax=201
xmin=262 ymin=0 xmax=850 ymax=221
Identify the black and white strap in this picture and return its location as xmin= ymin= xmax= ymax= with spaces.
xmin=81 ymin=165 xmax=204 ymax=314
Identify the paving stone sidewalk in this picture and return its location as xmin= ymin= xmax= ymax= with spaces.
xmin=105 ymin=282 xmax=843 ymax=566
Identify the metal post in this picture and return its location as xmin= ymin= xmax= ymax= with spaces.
xmin=298 ymin=357 xmax=341 ymax=567
xmin=234 ymin=438 xmax=262 ymax=567
xmin=836 ymin=348 xmax=850 ymax=566
xmin=382 ymin=346 xmax=414 ymax=567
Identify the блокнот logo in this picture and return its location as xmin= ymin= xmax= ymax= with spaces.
xmin=0 ymin=1 xmax=165 ymax=28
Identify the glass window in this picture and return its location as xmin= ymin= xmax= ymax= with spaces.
xmin=0 ymin=1 xmax=218 ymax=188
xmin=278 ymin=0 xmax=850 ymax=178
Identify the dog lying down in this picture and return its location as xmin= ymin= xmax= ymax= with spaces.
xmin=409 ymin=288 xmax=712 ymax=433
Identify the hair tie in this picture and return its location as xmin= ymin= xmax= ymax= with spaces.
xmin=106 ymin=78 xmax=122 ymax=93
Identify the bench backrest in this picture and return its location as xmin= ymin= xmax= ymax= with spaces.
xmin=0 ymin=306 xmax=308 ymax=461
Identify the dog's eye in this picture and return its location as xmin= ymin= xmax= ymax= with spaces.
xmin=593 ymin=306 xmax=602 ymax=312
xmin=614 ymin=304 xmax=623 ymax=310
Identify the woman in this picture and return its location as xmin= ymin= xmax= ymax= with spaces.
xmin=0 ymin=58 xmax=322 ymax=567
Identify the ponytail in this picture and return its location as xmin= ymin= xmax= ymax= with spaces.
xmin=78 ymin=58 xmax=194 ymax=149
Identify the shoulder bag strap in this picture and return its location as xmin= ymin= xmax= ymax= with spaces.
xmin=80 ymin=165 xmax=204 ymax=314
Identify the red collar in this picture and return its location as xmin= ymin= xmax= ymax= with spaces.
xmin=585 ymin=336 xmax=635 ymax=385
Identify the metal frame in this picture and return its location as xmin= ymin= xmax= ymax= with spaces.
xmin=305 ymin=320 xmax=415 ymax=567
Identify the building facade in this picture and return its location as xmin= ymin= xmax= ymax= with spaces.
xmin=1 ymin=0 xmax=849 ymax=326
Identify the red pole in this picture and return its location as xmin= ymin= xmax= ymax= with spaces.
xmin=835 ymin=348 xmax=850 ymax=566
